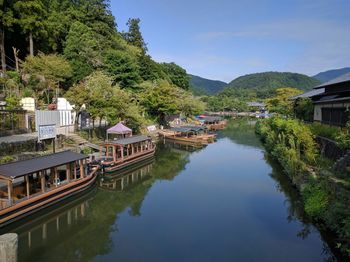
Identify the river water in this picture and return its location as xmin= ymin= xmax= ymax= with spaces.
xmin=2 ymin=120 xmax=340 ymax=261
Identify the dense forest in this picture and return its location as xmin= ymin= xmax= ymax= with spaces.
xmin=0 ymin=0 xmax=204 ymax=128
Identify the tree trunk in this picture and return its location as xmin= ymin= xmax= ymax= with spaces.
xmin=29 ymin=31 xmax=34 ymax=56
xmin=0 ymin=28 xmax=6 ymax=73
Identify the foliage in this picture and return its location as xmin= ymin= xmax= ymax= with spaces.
xmin=202 ymin=95 xmax=249 ymax=112
xmin=0 ymin=155 xmax=15 ymax=164
xmin=22 ymin=53 xmax=72 ymax=85
xmin=103 ymin=50 xmax=141 ymax=88
xmin=266 ymin=87 xmax=302 ymax=116
xmin=294 ymin=97 xmax=314 ymax=121
xmin=256 ymin=117 xmax=317 ymax=176
xmin=309 ymin=122 xmax=342 ymax=141
xmin=123 ymin=18 xmax=147 ymax=53
xmin=160 ymin=63 xmax=190 ymax=90
xmin=302 ymin=182 xmax=329 ymax=218
xmin=335 ymin=121 xmax=350 ymax=149
xmin=81 ymin=147 xmax=93 ymax=155
xmin=65 ymin=71 xmax=144 ymax=130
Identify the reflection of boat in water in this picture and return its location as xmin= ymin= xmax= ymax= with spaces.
xmin=98 ymin=135 xmax=156 ymax=173
xmin=0 ymin=151 xmax=98 ymax=228
xmin=99 ymin=161 xmax=153 ymax=191
xmin=159 ymin=126 xmax=216 ymax=146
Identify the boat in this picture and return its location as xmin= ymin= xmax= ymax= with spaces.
xmin=98 ymin=135 xmax=156 ymax=173
xmin=0 ymin=151 xmax=98 ymax=227
xmin=158 ymin=125 xmax=216 ymax=146
xmin=201 ymin=116 xmax=227 ymax=130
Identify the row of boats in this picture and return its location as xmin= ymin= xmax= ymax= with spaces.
xmin=0 ymin=116 xmax=227 ymax=228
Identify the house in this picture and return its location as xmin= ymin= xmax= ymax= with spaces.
xmin=311 ymin=73 xmax=350 ymax=126
xmin=164 ymin=114 xmax=185 ymax=127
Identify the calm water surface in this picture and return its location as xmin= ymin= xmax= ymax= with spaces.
xmin=3 ymin=120 xmax=339 ymax=261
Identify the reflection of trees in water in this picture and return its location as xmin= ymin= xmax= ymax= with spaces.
xmin=221 ymin=119 xmax=262 ymax=148
xmin=13 ymin=141 xmax=191 ymax=262
xmin=264 ymin=154 xmax=337 ymax=262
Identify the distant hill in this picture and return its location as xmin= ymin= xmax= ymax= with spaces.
xmin=189 ymin=74 xmax=227 ymax=95
xmin=313 ymin=67 xmax=350 ymax=83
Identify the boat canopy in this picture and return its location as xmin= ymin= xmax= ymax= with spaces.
xmin=0 ymin=151 xmax=87 ymax=180
xmin=108 ymin=135 xmax=151 ymax=146
xmin=202 ymin=116 xmax=222 ymax=122
xmin=171 ymin=125 xmax=207 ymax=133
xmin=107 ymin=122 xmax=132 ymax=135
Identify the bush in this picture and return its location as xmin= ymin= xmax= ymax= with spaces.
xmin=81 ymin=147 xmax=93 ymax=155
xmin=309 ymin=122 xmax=342 ymax=141
xmin=256 ymin=117 xmax=317 ymax=176
xmin=302 ymin=183 xmax=329 ymax=218
xmin=0 ymin=155 xmax=16 ymax=164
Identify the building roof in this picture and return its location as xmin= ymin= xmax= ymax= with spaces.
xmin=315 ymin=73 xmax=350 ymax=89
xmin=0 ymin=151 xmax=87 ymax=180
xmin=291 ymin=88 xmax=325 ymax=100
xmin=110 ymin=135 xmax=151 ymax=146
xmin=107 ymin=122 xmax=132 ymax=135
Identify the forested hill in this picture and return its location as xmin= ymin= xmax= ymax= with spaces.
xmin=219 ymin=72 xmax=320 ymax=98
xmin=313 ymin=67 xmax=350 ymax=83
xmin=189 ymin=74 xmax=227 ymax=95
xmin=0 ymin=0 xmax=205 ymax=127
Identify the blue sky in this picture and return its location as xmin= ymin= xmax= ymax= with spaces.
xmin=110 ymin=0 xmax=350 ymax=82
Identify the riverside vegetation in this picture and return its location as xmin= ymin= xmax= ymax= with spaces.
xmin=256 ymin=117 xmax=350 ymax=256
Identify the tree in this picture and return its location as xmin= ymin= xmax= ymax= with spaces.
xmin=0 ymin=0 xmax=16 ymax=72
xmin=160 ymin=62 xmax=190 ymax=90
xmin=14 ymin=0 xmax=47 ymax=56
xmin=22 ymin=53 xmax=72 ymax=102
xmin=294 ymin=97 xmax=314 ymax=122
xmin=103 ymin=50 xmax=141 ymax=88
xmin=138 ymin=80 xmax=181 ymax=122
xmin=64 ymin=22 xmax=102 ymax=83
xmin=123 ymin=18 xmax=147 ymax=53
xmin=266 ymin=87 xmax=302 ymax=116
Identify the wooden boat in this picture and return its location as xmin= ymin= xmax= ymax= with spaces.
xmin=158 ymin=126 xmax=216 ymax=145
xmin=201 ymin=116 xmax=227 ymax=130
xmin=0 ymin=151 xmax=98 ymax=227
xmin=98 ymin=135 xmax=156 ymax=173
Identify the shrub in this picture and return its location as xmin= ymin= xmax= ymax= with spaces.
xmin=302 ymin=183 xmax=329 ymax=218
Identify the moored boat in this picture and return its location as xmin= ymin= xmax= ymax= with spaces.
xmin=0 ymin=151 xmax=98 ymax=227
xmin=98 ymin=135 xmax=156 ymax=173
xmin=201 ymin=116 xmax=227 ymax=130
xmin=158 ymin=126 xmax=216 ymax=145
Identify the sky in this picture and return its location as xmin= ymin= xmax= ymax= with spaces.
xmin=110 ymin=0 xmax=350 ymax=82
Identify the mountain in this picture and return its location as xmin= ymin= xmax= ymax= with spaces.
xmin=220 ymin=72 xmax=320 ymax=99
xmin=313 ymin=67 xmax=350 ymax=83
xmin=189 ymin=74 xmax=228 ymax=95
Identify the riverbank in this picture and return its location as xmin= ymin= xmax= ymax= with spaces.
xmin=256 ymin=117 xmax=350 ymax=258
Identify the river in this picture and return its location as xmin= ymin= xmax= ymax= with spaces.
xmin=1 ymin=120 xmax=340 ymax=261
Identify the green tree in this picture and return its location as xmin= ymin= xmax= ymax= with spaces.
xmin=123 ymin=18 xmax=147 ymax=52
xmin=22 ymin=53 xmax=72 ymax=101
xmin=294 ymin=97 xmax=314 ymax=122
xmin=266 ymin=87 xmax=302 ymax=116
xmin=103 ymin=50 xmax=141 ymax=88
xmin=64 ymin=22 xmax=102 ymax=83
xmin=160 ymin=62 xmax=190 ymax=90
xmin=14 ymin=0 xmax=47 ymax=56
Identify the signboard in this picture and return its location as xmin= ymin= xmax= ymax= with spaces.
xmin=38 ymin=124 xmax=57 ymax=141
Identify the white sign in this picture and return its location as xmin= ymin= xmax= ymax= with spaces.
xmin=147 ymin=125 xmax=157 ymax=132
xmin=38 ymin=124 xmax=57 ymax=141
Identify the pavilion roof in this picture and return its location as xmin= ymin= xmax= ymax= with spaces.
xmin=107 ymin=122 xmax=132 ymax=134
xmin=109 ymin=135 xmax=151 ymax=146
xmin=0 ymin=151 xmax=87 ymax=180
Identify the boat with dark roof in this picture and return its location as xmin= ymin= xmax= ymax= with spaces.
xmin=158 ymin=125 xmax=216 ymax=146
xmin=98 ymin=135 xmax=156 ymax=173
xmin=0 ymin=151 xmax=98 ymax=227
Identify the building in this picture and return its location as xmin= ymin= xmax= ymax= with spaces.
xmin=311 ymin=73 xmax=350 ymax=126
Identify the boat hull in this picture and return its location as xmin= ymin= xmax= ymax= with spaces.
xmin=102 ymin=149 xmax=156 ymax=173
xmin=0 ymin=168 xmax=99 ymax=228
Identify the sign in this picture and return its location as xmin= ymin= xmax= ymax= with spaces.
xmin=38 ymin=124 xmax=56 ymax=141
xmin=147 ymin=125 xmax=157 ymax=132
